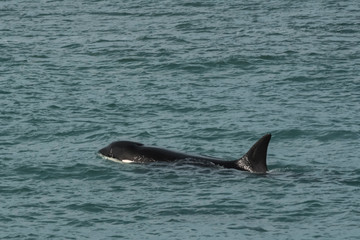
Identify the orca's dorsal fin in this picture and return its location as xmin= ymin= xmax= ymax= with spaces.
xmin=236 ymin=134 xmax=271 ymax=173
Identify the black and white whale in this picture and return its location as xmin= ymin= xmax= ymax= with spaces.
xmin=98 ymin=134 xmax=271 ymax=173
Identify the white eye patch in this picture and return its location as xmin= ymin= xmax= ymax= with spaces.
xmin=98 ymin=154 xmax=134 ymax=164
xmin=121 ymin=159 xmax=134 ymax=163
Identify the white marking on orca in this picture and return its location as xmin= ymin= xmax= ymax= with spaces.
xmin=98 ymin=154 xmax=134 ymax=164
xmin=121 ymin=159 xmax=134 ymax=163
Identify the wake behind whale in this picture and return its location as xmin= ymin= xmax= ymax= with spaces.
xmin=98 ymin=134 xmax=271 ymax=173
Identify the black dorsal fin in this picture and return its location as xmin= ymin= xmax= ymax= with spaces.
xmin=236 ymin=134 xmax=271 ymax=173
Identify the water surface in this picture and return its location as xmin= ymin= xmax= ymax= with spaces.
xmin=1 ymin=0 xmax=360 ymax=239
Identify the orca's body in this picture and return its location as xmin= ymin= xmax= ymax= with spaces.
xmin=99 ymin=134 xmax=271 ymax=173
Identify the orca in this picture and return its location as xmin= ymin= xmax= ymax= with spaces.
xmin=98 ymin=134 xmax=271 ymax=173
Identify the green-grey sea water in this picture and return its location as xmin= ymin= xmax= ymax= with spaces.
xmin=1 ymin=0 xmax=360 ymax=239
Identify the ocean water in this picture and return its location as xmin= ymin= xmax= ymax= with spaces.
xmin=1 ymin=0 xmax=360 ymax=239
